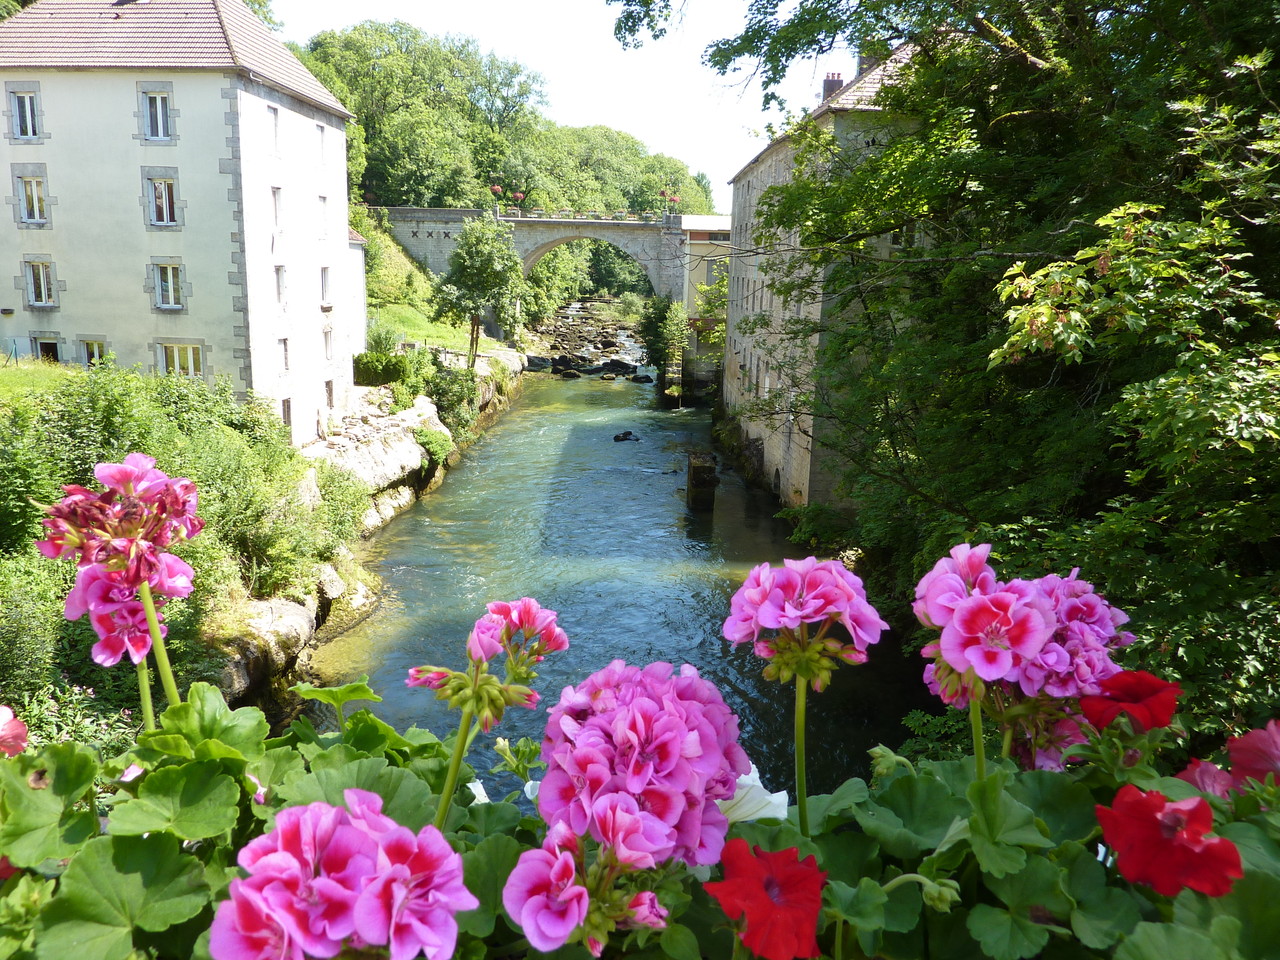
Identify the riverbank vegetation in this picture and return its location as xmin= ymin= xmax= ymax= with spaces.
xmin=0 ymin=363 xmax=369 ymax=747
xmin=610 ymin=0 xmax=1280 ymax=758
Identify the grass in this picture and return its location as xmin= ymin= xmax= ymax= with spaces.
xmin=0 ymin=357 xmax=79 ymax=402
xmin=370 ymin=302 xmax=506 ymax=354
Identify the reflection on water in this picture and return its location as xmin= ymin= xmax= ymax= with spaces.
xmin=311 ymin=375 xmax=930 ymax=796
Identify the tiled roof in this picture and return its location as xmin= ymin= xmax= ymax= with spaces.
xmin=0 ymin=0 xmax=351 ymax=117
xmin=813 ymin=44 xmax=914 ymax=118
xmin=348 ymin=226 xmax=366 ymax=244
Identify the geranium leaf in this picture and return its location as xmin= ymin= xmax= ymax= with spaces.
xmin=659 ymin=922 xmax=702 ymax=960
xmin=34 ymin=835 xmax=208 ymax=960
xmin=131 ymin=734 xmax=195 ymax=761
xmin=344 ymin=709 xmax=413 ymax=755
xmin=1174 ymin=869 xmax=1280 ymax=960
xmin=459 ymin=800 xmax=521 ymax=839
xmin=458 ymin=833 xmax=522 ymax=938
xmin=156 ymin=683 xmax=268 ymax=762
xmin=1113 ymin=921 xmax=1233 ymax=960
xmin=855 ymin=776 xmax=966 ymax=859
xmin=0 ymin=744 xmax=99 ymax=867
xmin=813 ymin=830 xmax=879 ymax=886
xmin=967 ymin=775 xmax=1051 ymax=877
xmin=806 ymin=777 xmax=869 ymax=831
xmin=1060 ymin=842 xmax=1141 ymax=949
xmin=290 ymin=676 xmax=382 ymax=716
xmin=274 ymin=756 xmax=437 ymax=831
xmin=824 ymin=877 xmax=887 ymax=932
xmin=107 ymin=761 xmax=240 ymax=840
xmin=966 ymin=903 xmax=1050 ymax=960
xmin=1008 ymin=772 xmax=1097 ymax=844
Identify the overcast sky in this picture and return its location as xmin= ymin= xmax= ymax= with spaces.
xmin=270 ymin=0 xmax=851 ymax=212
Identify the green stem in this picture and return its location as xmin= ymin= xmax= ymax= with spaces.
xmin=1001 ymin=726 xmax=1013 ymax=760
xmin=138 ymin=581 xmax=182 ymax=709
xmin=970 ymin=698 xmax=987 ymax=781
xmin=795 ymin=675 xmax=809 ymax=838
xmin=135 ymin=659 xmax=155 ymax=732
xmin=435 ymin=706 xmax=474 ymax=832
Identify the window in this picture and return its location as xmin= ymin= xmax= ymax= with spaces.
xmin=318 ymin=195 xmax=328 ymax=238
xmin=150 ymin=178 xmax=177 ymax=224
xmin=274 ymin=265 xmax=286 ymax=303
xmin=320 ymin=266 xmax=330 ymax=304
xmin=279 ymin=337 xmax=289 ymax=370
xmin=19 ymin=176 xmax=45 ymax=223
xmin=325 ymin=379 xmax=334 ymax=408
xmin=83 ymin=340 xmax=106 ymax=364
xmin=35 ymin=339 xmax=58 ymax=362
xmin=154 ymin=263 xmax=182 ymax=308
xmin=162 ymin=343 xmax=202 ymax=376
xmin=10 ymin=91 xmax=38 ymax=139
xmin=267 ymin=105 xmax=279 ymax=153
xmin=316 ymin=123 xmax=325 ymax=160
xmin=26 ymin=260 xmax=55 ymax=306
xmin=323 ymin=328 xmax=333 ymax=360
xmin=145 ymin=92 xmax=171 ymax=140
xmin=709 ymin=232 xmax=730 ymax=241
xmin=271 ymin=187 xmax=282 ymax=230
xmin=280 ymin=398 xmax=292 ymax=427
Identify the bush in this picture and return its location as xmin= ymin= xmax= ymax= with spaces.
xmin=425 ymin=366 xmax=479 ymax=441
xmin=353 ymin=352 xmax=409 ymax=386
xmin=414 ymin=428 xmax=454 ymax=466
xmin=0 ymin=550 xmax=68 ymax=702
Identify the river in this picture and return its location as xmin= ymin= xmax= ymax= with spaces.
xmin=309 ymin=372 xmax=931 ymax=798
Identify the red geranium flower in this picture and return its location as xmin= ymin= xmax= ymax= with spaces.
xmin=1227 ymin=719 xmax=1280 ymax=788
xmin=1095 ymin=785 xmax=1242 ymax=898
xmin=1079 ymin=670 xmax=1182 ymax=733
xmin=704 ymin=838 xmax=826 ymax=960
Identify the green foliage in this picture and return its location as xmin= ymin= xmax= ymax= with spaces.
xmin=635 ymin=295 xmax=689 ymax=373
xmin=425 ymin=366 xmax=480 ymax=441
xmin=415 ymin=427 xmax=455 ymax=466
xmin=436 ymin=215 xmax=527 ymax=367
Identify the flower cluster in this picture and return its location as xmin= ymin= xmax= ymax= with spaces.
xmin=38 ymin=453 xmax=201 ymax=667
xmin=723 ymin=556 xmax=887 ymax=691
xmin=915 ymin=543 xmax=1137 ymax=767
xmin=704 ymin=838 xmax=827 ymax=960
xmin=502 ymin=660 xmax=749 ymax=953
xmin=406 ymin=597 xmax=568 ymax=732
xmin=210 ymin=789 xmax=477 ymax=960
xmin=539 ymin=659 xmax=749 ymax=868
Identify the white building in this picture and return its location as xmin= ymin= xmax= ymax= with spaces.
xmin=0 ymin=0 xmax=365 ymax=445
xmin=724 ymin=50 xmax=910 ymax=505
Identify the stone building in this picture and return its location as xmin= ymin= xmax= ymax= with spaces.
xmin=724 ymin=48 xmax=911 ymax=506
xmin=0 ymin=0 xmax=366 ymax=445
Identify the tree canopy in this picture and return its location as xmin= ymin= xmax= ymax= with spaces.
xmin=609 ymin=0 xmax=1280 ymax=744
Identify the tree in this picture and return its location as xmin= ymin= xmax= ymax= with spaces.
xmin=435 ymin=216 xmax=526 ymax=369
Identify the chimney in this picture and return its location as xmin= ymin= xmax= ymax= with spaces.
xmin=822 ymin=72 xmax=844 ymax=101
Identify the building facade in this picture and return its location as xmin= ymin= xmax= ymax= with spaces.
xmin=724 ymin=51 xmax=909 ymax=506
xmin=0 ymin=0 xmax=365 ymax=445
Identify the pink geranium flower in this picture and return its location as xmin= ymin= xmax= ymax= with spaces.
xmin=912 ymin=542 xmax=998 ymax=629
xmin=466 ymin=613 xmax=505 ymax=663
xmin=502 ymin=848 xmax=590 ymax=953
xmin=89 ymin=601 xmax=156 ymax=666
xmin=211 ymin=879 xmax=305 ymax=960
xmin=1177 ymin=759 xmax=1235 ymax=799
xmin=939 ymin=591 xmax=1052 ymax=682
xmin=0 ymin=706 xmax=29 ymax=757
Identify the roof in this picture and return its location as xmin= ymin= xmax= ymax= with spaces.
xmin=729 ymin=43 xmax=913 ymax=184
xmin=678 ymin=215 xmax=732 ymax=232
xmin=0 ymin=0 xmax=351 ymax=118
xmin=811 ymin=44 xmax=914 ymax=119
xmin=348 ymin=226 xmax=366 ymax=244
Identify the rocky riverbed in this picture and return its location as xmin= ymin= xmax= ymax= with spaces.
xmin=526 ymin=300 xmax=654 ymax=383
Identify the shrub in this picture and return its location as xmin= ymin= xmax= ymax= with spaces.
xmin=353 ymin=352 xmax=409 ymax=386
xmin=426 ymin=366 xmax=479 ymax=441
xmin=0 ymin=550 xmax=68 ymax=702
xmin=415 ymin=428 xmax=454 ymax=466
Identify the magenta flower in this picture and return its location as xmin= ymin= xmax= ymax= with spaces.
xmin=211 ymin=879 xmax=305 ymax=960
xmin=0 ymin=706 xmax=28 ymax=757
xmin=89 ymin=601 xmax=156 ymax=666
xmin=502 ymin=847 xmax=590 ymax=953
xmin=623 ymin=891 xmax=668 ymax=930
xmin=353 ymin=823 xmax=478 ymax=960
xmin=589 ymin=792 xmax=673 ymax=869
xmin=467 ymin=613 xmax=505 ymax=663
xmin=406 ymin=667 xmax=449 ymax=689
xmin=1227 ymin=719 xmax=1280 ymax=788
xmin=1177 ymin=759 xmax=1235 ymax=799
xmin=912 ymin=542 xmax=998 ymax=629
xmin=939 ymin=591 xmax=1052 ymax=682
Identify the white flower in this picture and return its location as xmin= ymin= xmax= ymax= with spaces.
xmin=718 ymin=763 xmax=788 ymax=823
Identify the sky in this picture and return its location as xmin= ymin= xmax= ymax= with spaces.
xmin=269 ymin=0 xmax=852 ymax=213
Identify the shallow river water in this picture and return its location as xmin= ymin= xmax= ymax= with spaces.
xmin=310 ymin=373 xmax=930 ymax=797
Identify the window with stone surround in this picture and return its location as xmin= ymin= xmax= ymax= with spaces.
xmin=5 ymin=82 xmax=47 ymax=144
xmin=135 ymin=83 xmax=178 ymax=145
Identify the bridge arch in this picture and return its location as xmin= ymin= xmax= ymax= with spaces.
xmin=380 ymin=208 xmax=727 ymax=309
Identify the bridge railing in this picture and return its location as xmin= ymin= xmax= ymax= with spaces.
xmin=492 ymin=205 xmax=673 ymax=224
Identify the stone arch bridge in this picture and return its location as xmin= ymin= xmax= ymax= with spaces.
xmin=382 ymin=208 xmax=729 ymax=307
